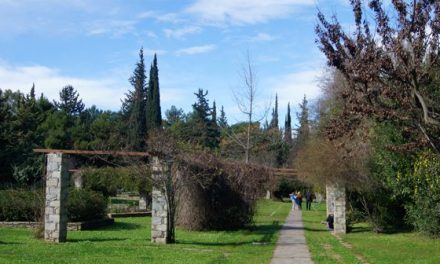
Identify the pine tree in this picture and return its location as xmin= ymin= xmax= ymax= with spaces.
xmin=190 ymin=89 xmax=219 ymax=149
xmin=165 ymin=105 xmax=184 ymax=125
xmin=147 ymin=53 xmax=162 ymax=130
xmin=284 ymin=102 xmax=292 ymax=145
xmin=218 ymin=105 xmax=228 ymax=128
xmin=269 ymin=94 xmax=278 ymax=129
xmin=124 ymin=48 xmax=147 ymax=151
xmin=54 ymin=85 xmax=85 ymax=116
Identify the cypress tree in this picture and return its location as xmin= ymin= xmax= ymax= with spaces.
xmin=218 ymin=105 xmax=228 ymax=128
xmin=30 ymin=83 xmax=36 ymax=100
xmin=147 ymin=53 xmax=162 ymax=130
xmin=269 ymin=94 xmax=278 ymax=129
xmin=284 ymin=102 xmax=292 ymax=145
xmin=209 ymin=101 xmax=220 ymax=148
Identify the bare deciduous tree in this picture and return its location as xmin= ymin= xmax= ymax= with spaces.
xmin=232 ymin=51 xmax=269 ymax=163
xmin=316 ymin=0 xmax=440 ymax=151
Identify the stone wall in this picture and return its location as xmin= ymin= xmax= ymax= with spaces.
xmin=0 ymin=219 xmax=114 ymax=231
xmin=151 ymin=157 xmax=169 ymax=244
xmin=44 ymin=153 xmax=71 ymax=243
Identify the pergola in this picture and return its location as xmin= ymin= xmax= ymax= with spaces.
xmin=33 ymin=148 xmax=346 ymax=243
xmin=34 ymin=149 xmax=170 ymax=243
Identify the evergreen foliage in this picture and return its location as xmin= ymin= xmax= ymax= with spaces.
xmin=165 ymin=105 xmax=184 ymax=126
xmin=269 ymin=94 xmax=278 ymax=129
xmin=296 ymin=95 xmax=309 ymax=151
xmin=124 ymin=48 xmax=147 ymax=151
xmin=147 ymin=54 xmax=162 ymax=130
xmin=218 ymin=105 xmax=228 ymax=128
xmin=284 ymin=103 xmax=292 ymax=145
xmin=54 ymin=85 xmax=84 ymax=116
xmin=189 ymin=89 xmax=219 ymax=149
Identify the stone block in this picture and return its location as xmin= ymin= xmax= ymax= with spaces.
xmin=152 ymin=217 xmax=163 ymax=225
xmin=155 ymin=224 xmax=167 ymax=232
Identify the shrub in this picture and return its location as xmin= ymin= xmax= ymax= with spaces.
xmin=176 ymin=154 xmax=269 ymax=231
xmin=67 ymin=188 xmax=108 ymax=222
xmin=406 ymin=151 xmax=440 ymax=237
xmin=273 ymin=177 xmax=308 ymax=200
xmin=0 ymin=188 xmax=108 ymax=222
xmin=81 ymin=167 xmax=151 ymax=197
xmin=0 ymin=188 xmax=44 ymax=221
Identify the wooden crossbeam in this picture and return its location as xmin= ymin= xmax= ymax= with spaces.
xmin=272 ymin=169 xmax=297 ymax=173
xmin=33 ymin=149 xmax=150 ymax=157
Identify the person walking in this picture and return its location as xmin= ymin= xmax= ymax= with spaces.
xmin=297 ymin=191 xmax=302 ymax=210
xmin=306 ymin=190 xmax=312 ymax=210
xmin=289 ymin=192 xmax=297 ymax=210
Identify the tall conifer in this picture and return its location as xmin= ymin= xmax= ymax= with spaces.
xmin=296 ymin=95 xmax=309 ymax=150
xmin=269 ymin=94 xmax=278 ymax=129
xmin=284 ymin=102 xmax=292 ymax=145
xmin=219 ymin=105 xmax=228 ymax=128
xmin=125 ymin=48 xmax=147 ymax=150
xmin=147 ymin=54 xmax=162 ymax=130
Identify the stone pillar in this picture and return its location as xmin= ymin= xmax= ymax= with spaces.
xmin=72 ymin=171 xmax=83 ymax=189
xmin=44 ymin=153 xmax=71 ymax=243
xmin=326 ymin=184 xmax=335 ymax=217
xmin=139 ymin=194 xmax=148 ymax=210
xmin=315 ymin=192 xmax=323 ymax=203
xmin=333 ymin=185 xmax=346 ymax=234
xmin=265 ymin=190 xmax=271 ymax=200
xmin=151 ymin=157 xmax=169 ymax=244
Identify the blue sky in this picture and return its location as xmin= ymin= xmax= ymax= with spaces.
xmin=0 ymin=0 xmax=356 ymax=125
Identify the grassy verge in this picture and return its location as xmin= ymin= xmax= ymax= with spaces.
xmin=302 ymin=202 xmax=440 ymax=264
xmin=0 ymin=199 xmax=290 ymax=264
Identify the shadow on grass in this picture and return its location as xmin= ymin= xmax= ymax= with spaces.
xmin=281 ymin=225 xmax=329 ymax=232
xmin=177 ymin=220 xmax=283 ymax=246
xmin=348 ymin=224 xmax=412 ymax=234
xmin=176 ymin=240 xmax=259 ymax=247
xmin=0 ymin=241 xmax=21 ymax=245
xmin=68 ymin=237 xmax=127 ymax=243
xmin=93 ymin=221 xmax=142 ymax=231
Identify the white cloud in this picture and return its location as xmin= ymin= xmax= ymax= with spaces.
xmin=252 ymin=32 xmax=275 ymax=41
xmin=175 ymin=44 xmax=216 ymax=56
xmin=270 ymin=69 xmax=323 ymax=108
xmin=0 ymin=63 xmax=189 ymax=111
xmin=0 ymin=64 xmax=127 ymax=111
xmin=87 ymin=20 xmax=137 ymax=37
xmin=163 ymin=26 xmax=202 ymax=39
xmin=186 ymin=0 xmax=315 ymax=24
xmin=137 ymin=11 xmax=155 ymax=19
xmin=143 ymin=49 xmax=168 ymax=56
xmin=157 ymin=13 xmax=183 ymax=24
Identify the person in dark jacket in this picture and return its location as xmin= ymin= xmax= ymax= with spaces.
xmin=306 ymin=190 xmax=313 ymax=210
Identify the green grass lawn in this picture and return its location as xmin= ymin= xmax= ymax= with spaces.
xmin=0 ymin=200 xmax=290 ymax=264
xmin=302 ymin=202 xmax=440 ymax=264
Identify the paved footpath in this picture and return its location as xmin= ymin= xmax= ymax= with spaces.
xmin=270 ymin=209 xmax=314 ymax=264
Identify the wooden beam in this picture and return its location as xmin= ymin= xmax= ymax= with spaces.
xmin=33 ymin=149 xmax=150 ymax=157
xmin=273 ymin=173 xmax=298 ymax=177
